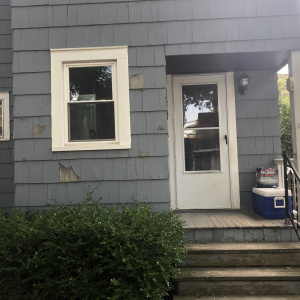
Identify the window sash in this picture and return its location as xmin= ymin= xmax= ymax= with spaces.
xmin=64 ymin=62 xmax=117 ymax=143
xmin=66 ymin=62 xmax=115 ymax=103
xmin=68 ymin=102 xmax=116 ymax=142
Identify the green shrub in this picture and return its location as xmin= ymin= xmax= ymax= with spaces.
xmin=0 ymin=193 xmax=186 ymax=300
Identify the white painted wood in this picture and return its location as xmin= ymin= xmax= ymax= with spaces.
xmin=226 ymin=72 xmax=240 ymax=209
xmin=0 ymin=92 xmax=10 ymax=141
xmin=288 ymin=51 xmax=300 ymax=219
xmin=289 ymin=51 xmax=300 ymax=171
xmin=51 ymin=46 xmax=130 ymax=151
xmin=169 ymin=74 xmax=239 ymax=209
xmin=167 ymin=75 xmax=177 ymax=209
xmin=274 ymin=159 xmax=285 ymax=188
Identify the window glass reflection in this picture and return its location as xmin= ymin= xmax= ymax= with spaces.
xmin=69 ymin=66 xmax=112 ymax=101
xmin=182 ymin=84 xmax=219 ymax=128
xmin=69 ymin=103 xmax=115 ymax=141
xmin=184 ymin=129 xmax=220 ymax=171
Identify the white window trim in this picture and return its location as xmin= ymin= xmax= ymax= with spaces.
xmin=0 ymin=92 xmax=10 ymax=141
xmin=50 ymin=46 xmax=131 ymax=151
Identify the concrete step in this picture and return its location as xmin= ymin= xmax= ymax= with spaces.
xmin=182 ymin=242 xmax=300 ymax=267
xmin=174 ymin=243 xmax=300 ymax=298
xmin=174 ymin=296 xmax=300 ymax=300
xmin=176 ymin=267 xmax=300 ymax=296
xmin=180 ymin=267 xmax=300 ymax=281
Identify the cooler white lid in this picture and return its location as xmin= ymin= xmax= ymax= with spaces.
xmin=252 ymin=187 xmax=291 ymax=196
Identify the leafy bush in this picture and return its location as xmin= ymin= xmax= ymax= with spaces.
xmin=278 ymin=74 xmax=293 ymax=157
xmin=0 ymin=192 xmax=186 ymax=300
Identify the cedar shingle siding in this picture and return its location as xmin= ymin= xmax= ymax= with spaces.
xmin=0 ymin=0 xmax=13 ymax=209
xmin=5 ymin=0 xmax=300 ymax=210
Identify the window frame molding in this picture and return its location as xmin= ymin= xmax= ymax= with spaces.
xmin=0 ymin=92 xmax=10 ymax=141
xmin=51 ymin=46 xmax=131 ymax=152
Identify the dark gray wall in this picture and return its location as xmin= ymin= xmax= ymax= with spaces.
xmin=235 ymin=71 xmax=281 ymax=211
xmin=12 ymin=1 xmax=170 ymax=210
xmin=10 ymin=0 xmax=300 ymax=210
xmin=0 ymin=0 xmax=14 ymax=209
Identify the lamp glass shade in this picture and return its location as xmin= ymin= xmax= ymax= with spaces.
xmin=240 ymin=77 xmax=248 ymax=88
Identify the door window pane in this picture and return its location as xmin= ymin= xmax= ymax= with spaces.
xmin=69 ymin=102 xmax=115 ymax=141
xmin=182 ymin=84 xmax=219 ymax=128
xmin=184 ymin=129 xmax=220 ymax=171
xmin=69 ymin=66 xmax=112 ymax=101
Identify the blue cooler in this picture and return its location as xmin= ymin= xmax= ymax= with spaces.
xmin=252 ymin=187 xmax=292 ymax=219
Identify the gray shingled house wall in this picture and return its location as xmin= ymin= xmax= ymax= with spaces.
xmin=10 ymin=0 xmax=300 ymax=210
xmin=12 ymin=1 xmax=169 ymax=210
xmin=0 ymin=0 xmax=14 ymax=209
xmin=235 ymin=71 xmax=281 ymax=211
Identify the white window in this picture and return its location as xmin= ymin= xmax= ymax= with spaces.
xmin=51 ymin=46 xmax=131 ymax=151
xmin=0 ymin=92 xmax=10 ymax=141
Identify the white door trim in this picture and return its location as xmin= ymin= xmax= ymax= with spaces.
xmin=167 ymin=73 xmax=240 ymax=210
xmin=225 ymin=72 xmax=240 ymax=209
xmin=167 ymin=75 xmax=177 ymax=209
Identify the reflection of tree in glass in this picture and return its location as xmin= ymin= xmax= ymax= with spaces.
xmin=69 ymin=66 xmax=112 ymax=100
xmin=182 ymin=85 xmax=218 ymax=126
xmin=185 ymin=129 xmax=197 ymax=139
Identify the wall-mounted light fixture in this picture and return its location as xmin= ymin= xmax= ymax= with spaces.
xmin=239 ymin=73 xmax=249 ymax=95
xmin=286 ymin=77 xmax=295 ymax=93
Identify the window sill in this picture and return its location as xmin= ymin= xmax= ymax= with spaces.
xmin=52 ymin=141 xmax=131 ymax=152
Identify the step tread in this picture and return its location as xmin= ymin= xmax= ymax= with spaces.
xmin=174 ymin=296 xmax=300 ymax=300
xmin=186 ymin=242 xmax=300 ymax=253
xmin=177 ymin=267 xmax=300 ymax=281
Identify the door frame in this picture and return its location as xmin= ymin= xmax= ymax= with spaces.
xmin=167 ymin=73 xmax=240 ymax=210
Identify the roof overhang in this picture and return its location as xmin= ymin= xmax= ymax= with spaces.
xmin=166 ymin=51 xmax=288 ymax=74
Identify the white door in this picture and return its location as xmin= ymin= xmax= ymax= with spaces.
xmin=170 ymin=74 xmax=237 ymax=209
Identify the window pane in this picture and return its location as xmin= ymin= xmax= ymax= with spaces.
xmin=0 ymin=100 xmax=2 ymax=138
xmin=182 ymin=84 xmax=219 ymax=128
xmin=69 ymin=103 xmax=115 ymax=141
xmin=184 ymin=129 xmax=220 ymax=171
xmin=69 ymin=66 xmax=112 ymax=101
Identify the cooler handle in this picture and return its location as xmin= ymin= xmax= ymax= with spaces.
xmin=274 ymin=196 xmax=285 ymax=208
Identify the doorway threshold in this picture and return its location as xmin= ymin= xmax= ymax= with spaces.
xmin=177 ymin=211 xmax=292 ymax=229
xmin=175 ymin=209 xmax=241 ymax=214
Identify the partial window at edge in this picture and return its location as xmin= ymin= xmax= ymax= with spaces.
xmin=0 ymin=93 xmax=10 ymax=141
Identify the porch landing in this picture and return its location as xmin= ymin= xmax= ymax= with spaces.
xmin=178 ymin=211 xmax=299 ymax=243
